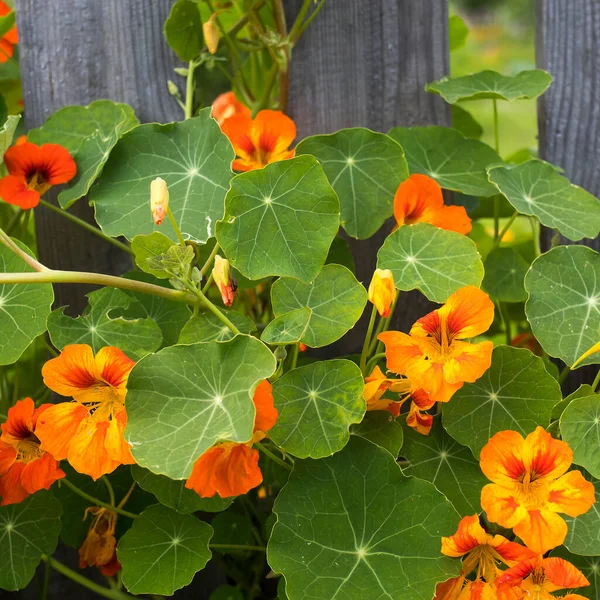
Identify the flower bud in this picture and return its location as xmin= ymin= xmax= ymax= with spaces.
xmin=213 ymin=254 xmax=237 ymax=306
xmin=150 ymin=177 xmax=169 ymax=226
xmin=203 ymin=15 xmax=220 ymax=54
xmin=78 ymin=507 xmax=118 ymax=570
xmin=368 ymin=269 xmax=396 ymax=318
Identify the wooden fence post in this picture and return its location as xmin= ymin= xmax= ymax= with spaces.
xmin=286 ymin=0 xmax=450 ymax=352
xmin=536 ymin=0 xmax=600 ymax=386
xmin=16 ymin=0 xmax=182 ymax=314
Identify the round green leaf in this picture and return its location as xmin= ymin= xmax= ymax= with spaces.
xmin=562 ymin=469 xmax=600 ymax=556
xmin=377 ymin=223 xmax=484 ymax=303
xmin=449 ymin=15 xmax=469 ymax=52
xmin=551 ymin=547 xmax=599 ymax=599
xmin=451 ymin=105 xmax=483 ymax=139
xmin=118 ymin=504 xmax=212 ymax=596
xmin=47 ymin=287 xmax=163 ymax=360
xmin=425 ymin=69 xmax=553 ymax=103
xmin=0 ymin=239 xmax=53 ymax=366
xmin=164 ymin=0 xmax=203 ymax=61
xmin=482 ymin=247 xmax=529 ymax=302
xmin=126 ymin=335 xmax=276 ymax=479
xmin=28 ymin=100 xmax=139 ymax=208
xmin=216 ymin=155 xmax=340 ymax=282
xmin=267 ymin=436 xmax=460 ymax=600
xmin=525 ymin=246 xmax=600 ymax=368
xmin=261 ymin=307 xmax=312 ymax=345
xmin=295 ymin=128 xmax=408 ymax=239
xmin=401 ymin=417 xmax=488 ymax=516
xmin=91 ymin=109 xmax=234 ymax=244
xmin=131 ymin=232 xmax=175 ymax=279
xmin=271 ymin=264 xmax=367 ymax=347
xmin=388 ymin=126 xmax=502 ymax=197
xmin=552 ymin=385 xmax=595 ymax=421
xmin=270 ymin=359 xmax=365 ymax=459
xmin=488 ymin=160 xmax=600 ymax=242
xmin=178 ymin=309 xmax=255 ymax=343
xmin=561 ymin=394 xmax=600 ymax=480
xmin=131 ymin=465 xmax=232 ymax=514
xmin=0 ymin=491 xmax=62 ymax=591
xmin=350 ymin=411 xmax=404 ymax=458
xmin=443 ymin=345 xmax=562 ymax=456
xmin=0 ymin=114 xmax=19 ymax=157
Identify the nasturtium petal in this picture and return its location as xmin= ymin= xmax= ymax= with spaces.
xmin=377 ymin=223 xmax=483 ymax=303
xmin=425 ymin=69 xmax=553 ymax=103
xmin=443 ymin=345 xmax=561 ymax=456
xmin=388 ymin=126 xmax=502 ymax=197
xmin=295 ymin=128 xmax=408 ymax=239
xmin=261 ymin=307 xmax=312 ymax=345
xmin=488 ymin=160 xmax=600 ymax=242
xmin=482 ymin=247 xmax=529 ymax=302
xmin=0 ymin=239 xmax=53 ymax=366
xmin=125 ymin=335 xmax=276 ymax=479
xmin=91 ymin=109 xmax=234 ymax=244
xmin=0 ymin=491 xmax=62 ymax=591
xmin=525 ymin=246 xmax=600 ymax=368
xmin=561 ymin=394 xmax=600 ymax=480
xmin=118 ymin=504 xmax=212 ymax=596
xmin=47 ymin=287 xmax=163 ymax=360
xmin=178 ymin=310 xmax=255 ymax=343
xmin=216 ymin=156 xmax=340 ymax=282
xmin=401 ymin=417 xmax=488 ymax=515
xmin=350 ymin=411 xmax=404 ymax=458
xmin=131 ymin=465 xmax=232 ymax=514
xmin=267 ymin=436 xmax=460 ymax=600
xmin=271 ymin=264 xmax=367 ymax=347
xmin=131 ymin=231 xmax=176 ymax=279
xmin=551 ymin=547 xmax=599 ymax=599
xmin=164 ymin=0 xmax=203 ymax=61
xmin=270 ymin=359 xmax=365 ymax=459
xmin=28 ymin=100 xmax=139 ymax=208
xmin=562 ymin=469 xmax=600 ymax=556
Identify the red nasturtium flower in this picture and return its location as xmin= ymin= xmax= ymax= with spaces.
xmin=0 ymin=1 xmax=17 ymax=63
xmin=379 ymin=286 xmax=494 ymax=403
xmin=480 ymin=427 xmax=596 ymax=554
xmin=36 ymin=345 xmax=136 ymax=480
xmin=368 ymin=269 xmax=396 ymax=318
xmin=79 ymin=507 xmax=119 ymax=572
xmin=0 ymin=141 xmax=76 ymax=209
xmin=221 ymin=109 xmax=296 ymax=171
xmin=437 ymin=514 xmax=536 ymax=600
xmin=394 ymin=174 xmax=472 ymax=234
xmin=496 ymin=556 xmax=590 ymax=600
xmin=0 ymin=398 xmax=65 ymax=505
xmin=186 ymin=380 xmax=278 ymax=498
xmin=211 ymin=91 xmax=251 ymax=125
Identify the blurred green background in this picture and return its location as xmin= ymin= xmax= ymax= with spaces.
xmin=450 ymin=0 xmax=536 ymax=157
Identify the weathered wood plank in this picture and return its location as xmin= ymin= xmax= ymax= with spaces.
xmin=286 ymin=0 xmax=451 ymax=353
xmin=16 ymin=0 xmax=182 ymax=314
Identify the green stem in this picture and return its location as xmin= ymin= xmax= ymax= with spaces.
xmin=491 ymin=211 xmax=518 ymax=251
xmin=290 ymin=342 xmax=299 ymax=370
xmin=202 ymin=271 xmax=214 ymax=295
xmin=498 ymin=302 xmax=512 ymax=345
xmin=184 ymin=60 xmax=197 ymax=120
xmin=0 ymin=227 xmax=46 ymax=270
xmin=550 ymin=231 xmax=561 ymax=248
xmin=60 ymin=479 xmax=139 ymax=519
xmin=185 ymin=281 xmax=241 ymax=335
xmin=365 ymin=352 xmax=386 ymax=376
xmin=288 ymin=0 xmax=313 ymax=41
xmin=166 ymin=205 xmax=187 ymax=247
xmin=3 ymin=208 xmax=21 ymax=235
xmin=592 ymin=369 xmax=600 ymax=393
xmin=492 ymin=98 xmax=500 ymax=239
xmin=530 ymin=217 xmax=541 ymax=256
xmin=41 ymin=556 xmax=51 ymax=600
xmin=210 ymin=543 xmax=266 ymax=552
xmin=102 ymin=476 xmax=116 ymax=506
xmin=369 ymin=293 xmax=400 ymax=356
xmin=38 ymin=200 xmax=133 ymax=256
xmin=559 ymin=365 xmax=571 ymax=385
xmin=201 ymin=242 xmax=220 ymax=276
xmin=293 ymin=0 xmax=327 ymax=41
xmin=253 ymin=63 xmax=278 ymax=115
xmin=255 ymin=441 xmax=292 ymax=472
xmin=360 ymin=305 xmax=378 ymax=376
xmin=42 ymin=556 xmax=133 ymax=600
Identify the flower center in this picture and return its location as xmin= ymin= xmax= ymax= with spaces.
xmin=16 ymin=438 xmax=43 ymax=464
xmin=25 ymin=169 xmax=53 ymax=196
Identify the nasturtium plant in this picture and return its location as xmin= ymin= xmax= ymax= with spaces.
xmin=1 ymin=5 xmax=600 ymax=599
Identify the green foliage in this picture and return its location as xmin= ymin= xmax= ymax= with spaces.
xmin=482 ymin=247 xmax=529 ymax=302
xmin=131 ymin=231 xmax=175 ymax=279
xmin=164 ymin=0 xmax=204 ymax=61
xmin=451 ymin=105 xmax=483 ymax=139
xmin=350 ymin=412 xmax=404 ymax=458
xmin=561 ymin=394 xmax=600 ymax=479
xmin=448 ymin=15 xmax=469 ymax=52
xmin=179 ymin=309 xmax=255 ymax=343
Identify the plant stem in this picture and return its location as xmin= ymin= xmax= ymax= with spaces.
xmin=210 ymin=543 xmax=266 ymax=552
xmin=293 ymin=0 xmax=327 ymax=41
xmin=530 ymin=217 xmax=541 ymax=256
xmin=255 ymin=441 xmax=292 ymax=472
xmin=184 ymin=59 xmax=197 ymax=120
xmin=3 ymin=208 xmax=21 ymax=235
xmin=202 ymin=271 xmax=214 ymax=295
xmin=42 ymin=556 xmax=133 ymax=600
xmin=369 ymin=293 xmax=400 ymax=356
xmin=288 ymin=0 xmax=313 ymax=41
xmin=38 ymin=200 xmax=134 ymax=256
xmin=184 ymin=281 xmax=241 ymax=335
xmin=360 ymin=305 xmax=378 ymax=376
xmin=60 ymin=479 xmax=138 ymax=519
xmin=290 ymin=342 xmax=299 ymax=370
xmin=102 ymin=476 xmax=116 ymax=507
xmin=117 ymin=482 xmax=136 ymax=510
xmin=0 ymin=227 xmax=46 ymax=270
xmin=497 ymin=302 xmax=511 ymax=345
xmin=201 ymin=242 xmax=220 ymax=276
xmin=491 ymin=211 xmax=518 ymax=251
xmin=253 ymin=63 xmax=279 ymax=115
xmin=365 ymin=352 xmax=386 ymax=376
xmin=558 ymin=365 xmax=571 ymax=385
xmin=592 ymin=369 xmax=600 ymax=392
xmin=41 ymin=556 xmax=51 ymax=600
xmin=492 ymin=98 xmax=500 ymax=239
xmin=166 ymin=205 xmax=187 ymax=247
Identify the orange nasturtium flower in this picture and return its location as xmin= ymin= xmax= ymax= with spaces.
xmin=79 ymin=507 xmax=119 ymax=572
xmin=480 ymin=427 xmax=596 ymax=554
xmin=211 ymin=91 xmax=251 ymax=126
xmin=0 ymin=141 xmax=76 ymax=209
xmin=496 ymin=556 xmax=590 ymax=600
xmin=36 ymin=345 xmax=136 ymax=480
xmin=186 ymin=380 xmax=278 ymax=498
xmin=0 ymin=398 xmax=65 ymax=505
xmin=0 ymin=2 xmax=17 ymax=63
xmin=394 ymin=174 xmax=472 ymax=234
xmin=368 ymin=269 xmax=396 ymax=318
xmin=379 ymin=286 xmax=494 ymax=403
xmin=221 ymin=109 xmax=296 ymax=171
xmin=437 ymin=514 xmax=536 ymax=600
